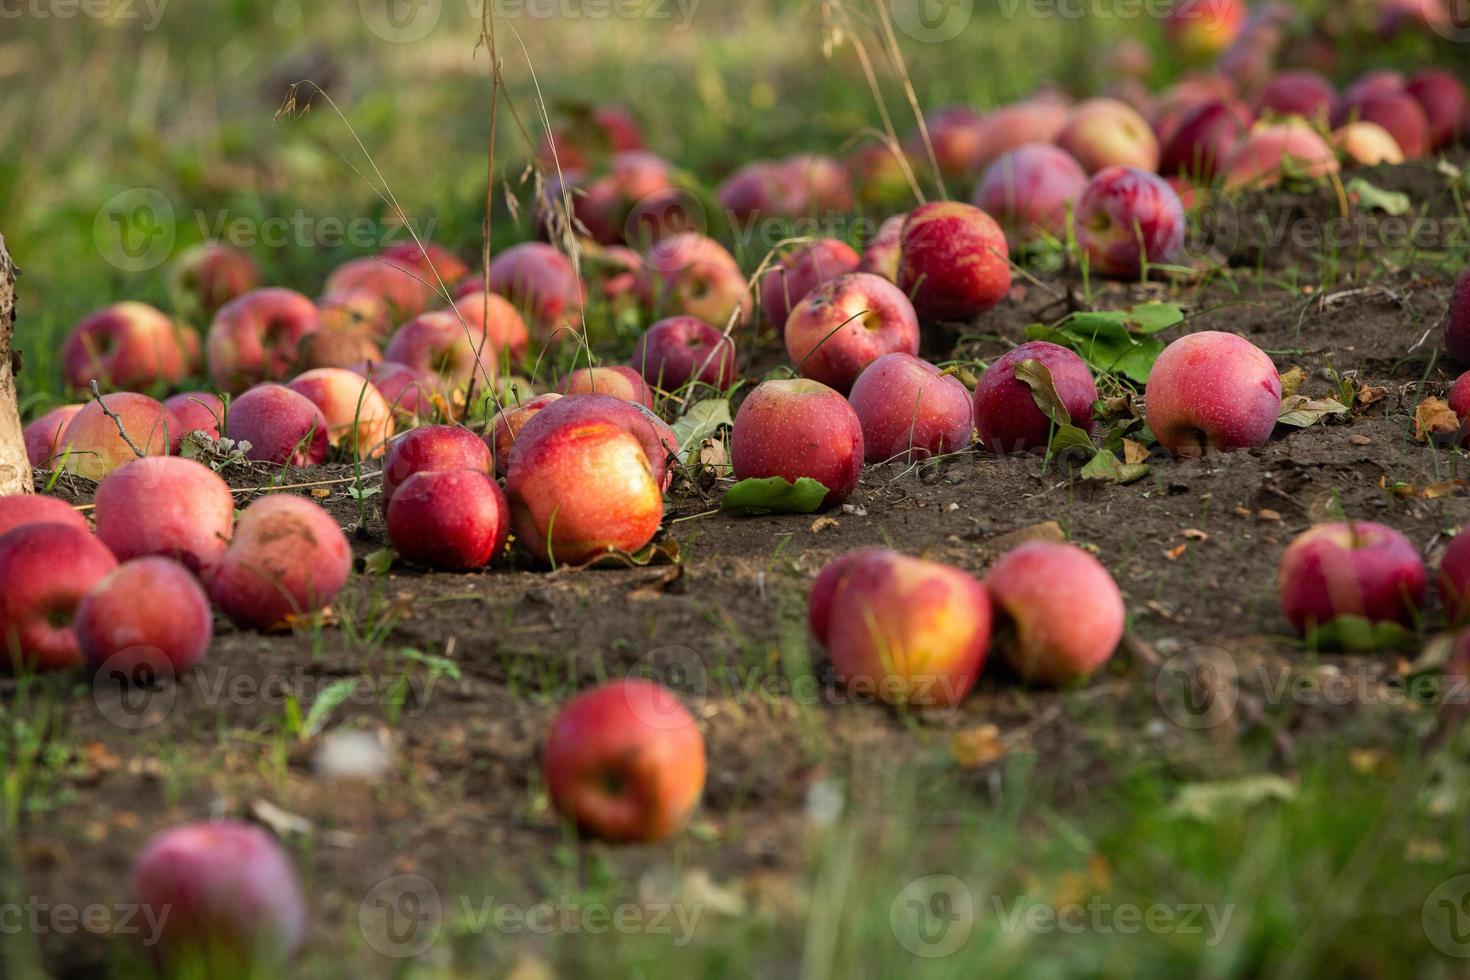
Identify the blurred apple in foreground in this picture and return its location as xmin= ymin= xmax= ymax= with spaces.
xmin=986 ymin=541 xmax=1124 ymax=685
xmin=1278 ymin=522 xmax=1427 ymax=642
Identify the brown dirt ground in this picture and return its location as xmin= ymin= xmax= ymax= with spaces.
xmin=13 ymin=159 xmax=1470 ymax=976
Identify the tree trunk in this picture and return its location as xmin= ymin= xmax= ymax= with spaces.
xmin=0 ymin=234 xmax=31 ymax=497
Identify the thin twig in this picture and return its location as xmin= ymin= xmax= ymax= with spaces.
xmin=89 ymin=380 xmax=147 ymax=459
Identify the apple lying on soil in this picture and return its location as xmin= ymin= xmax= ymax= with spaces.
xmin=1255 ymin=69 xmax=1336 ymax=123
xmin=1074 ymin=165 xmax=1187 ymax=279
xmin=972 ymin=144 xmax=1088 ymax=251
xmin=94 ymin=456 xmax=235 ymax=577
xmin=387 ymin=469 xmax=509 ymax=571
xmin=641 ymin=233 xmax=752 ymax=328
xmin=323 ymin=255 xmax=436 ymax=322
xmin=208 ymin=495 xmax=352 ymax=631
xmin=973 ymin=341 xmax=1098 ymax=454
xmin=542 ymin=679 xmax=706 ymax=842
xmin=354 ymin=361 xmax=438 ymax=420
xmin=0 ymin=522 xmax=118 ymax=671
xmin=1056 ymin=97 xmax=1160 ymax=174
xmin=858 ymin=214 xmax=906 ymax=283
xmin=986 ymin=541 xmax=1124 ymax=685
xmin=169 ymin=242 xmax=260 ymax=319
xmin=759 ymin=239 xmax=861 ymax=335
xmin=287 ymin=368 xmax=396 ymax=460
xmin=784 ymin=272 xmax=920 ymax=394
xmin=381 ymin=423 xmax=495 ymax=513
xmin=226 ymin=384 xmax=329 ymax=467
xmin=486 ymin=393 xmax=563 ymax=477
xmin=59 ymin=393 xmax=177 ymax=480
xmin=383 ymin=310 xmax=496 ymax=391
xmin=897 ymin=202 xmax=1011 ymax=321
xmin=0 ymin=494 xmax=88 ymax=538
xmin=1333 ymin=122 xmax=1405 ymax=166
xmin=556 ymin=365 xmax=656 ymax=408
xmin=163 ymin=392 xmax=225 ymax=442
xmin=1278 ymin=522 xmax=1427 ymax=641
xmin=1221 ymin=122 xmax=1339 ymax=190
xmin=510 ymin=393 xmax=678 ymax=492
xmin=1144 ymin=331 xmax=1282 ymax=458
xmin=130 ymin=821 xmax=305 ymax=973
xmin=811 ymin=549 xmax=991 ymax=709
xmin=1438 ymin=524 xmax=1470 ymax=625
xmin=847 ymin=353 xmax=973 ymax=462
xmin=1446 ymin=269 xmax=1470 ymax=365
xmin=630 ymin=316 xmax=737 ymax=392
xmin=76 ymin=556 xmax=213 ymax=675
xmin=730 ymin=378 xmax=863 ymax=508
xmin=291 ymin=328 xmax=382 ymax=374
xmin=23 ymin=404 xmax=83 ymax=467
xmin=485 ymin=241 xmax=584 ymax=341
xmin=61 ymin=302 xmax=189 ymax=392
xmin=206 ymin=288 xmax=320 ymax=393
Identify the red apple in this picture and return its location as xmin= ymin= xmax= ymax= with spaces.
xmin=783 ymin=272 xmax=920 ymax=393
xmin=848 ymin=353 xmax=973 ymax=462
xmin=130 ymin=821 xmax=305 ymax=972
xmin=226 ymin=384 xmax=329 ymax=467
xmin=209 ymin=494 xmax=351 ymax=630
xmin=641 ymin=233 xmax=751 ymax=328
xmin=486 ymin=393 xmax=563 ymax=477
xmin=23 ymin=404 xmax=83 ymax=467
xmin=287 ymin=368 xmax=395 ymax=460
xmin=0 ymin=522 xmax=117 ymax=671
xmin=784 ymin=154 xmax=853 ymax=213
xmin=759 ymin=239 xmax=861 ymax=334
xmin=383 ymin=310 xmax=496 ymax=391
xmin=1145 ymin=331 xmax=1282 ymax=457
xmin=163 ymin=392 xmax=225 ymax=442
xmin=538 ymin=105 xmax=645 ymax=171
xmin=323 ymin=255 xmax=436 ymax=322
xmin=1331 ymin=91 xmax=1431 ymax=160
xmin=1255 ymin=70 xmax=1336 ymax=124
xmin=859 ymin=214 xmax=906 ymax=283
xmin=379 ymin=241 xmax=469 ymax=287
xmin=0 ymin=494 xmax=88 ymax=538
xmin=1222 ymin=123 xmax=1339 ymax=190
xmin=986 ymin=541 xmax=1124 ymax=685
xmin=1056 ymin=98 xmax=1161 ymax=174
xmin=556 ymin=365 xmax=655 ymax=408
xmin=61 ymin=302 xmax=189 ymax=392
xmin=94 ymin=456 xmax=234 ymax=577
xmin=169 ymin=242 xmax=260 ymax=319
xmin=979 ymin=96 xmax=1070 ymax=168
xmin=440 ymin=290 xmax=530 ymax=364
xmin=910 ymin=105 xmax=987 ymax=182
xmin=1165 ymin=0 xmax=1247 ymax=60
xmin=1157 ymin=99 xmax=1251 ymax=184
xmin=973 ymin=341 xmax=1098 ymax=454
xmin=716 ymin=160 xmax=808 ymax=222
xmin=1445 ymin=269 xmax=1470 ymax=365
xmin=509 ymin=393 xmax=678 ymax=491
xmin=1438 ymin=524 xmax=1470 ymax=624
xmin=76 ymin=556 xmax=212 ymax=675
xmin=629 ymin=316 xmax=737 ymax=392
xmin=730 ymin=378 xmax=863 ymax=507
xmin=387 ymin=469 xmax=509 ymax=570
xmin=354 ymin=360 xmax=438 ymax=420
xmin=542 ymin=679 xmax=706 ymax=842
xmin=1406 ymin=69 xmax=1468 ymax=150
xmin=897 ymin=202 xmax=1011 ymax=321
xmin=812 ymin=549 xmax=991 ymax=709
xmin=1074 ymin=166 xmax=1187 ymax=278
xmin=486 ymin=242 xmax=584 ymax=341
xmin=381 ymin=423 xmax=494 ymax=513
xmin=316 ymin=288 xmax=392 ymax=340
xmin=1278 ymin=522 xmax=1427 ymax=640
xmin=972 ymin=144 xmax=1088 ymax=250
xmin=206 ymin=288 xmax=320 ymax=393
xmin=504 ymin=417 xmax=664 ymax=565
xmin=291 ymin=329 xmax=382 ymax=374
xmin=59 ymin=393 xmax=177 ymax=480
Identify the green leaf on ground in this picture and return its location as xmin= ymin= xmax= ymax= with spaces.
xmin=1169 ymin=776 xmax=1297 ymax=823
xmin=1081 ymin=449 xmax=1149 ymax=484
xmin=672 ymin=398 xmax=732 ymax=452
xmin=1346 ymin=177 xmax=1411 ymax=216
xmin=722 ymin=476 xmax=829 ymax=515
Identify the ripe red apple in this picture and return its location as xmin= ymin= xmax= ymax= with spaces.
xmin=859 ymin=214 xmax=906 ymax=283
xmin=1056 ymin=98 xmax=1160 ymax=174
xmin=1331 ymin=91 xmax=1431 ymax=160
xmin=61 ymin=302 xmax=189 ymax=392
xmin=1222 ymin=123 xmax=1339 ymax=190
xmin=291 ymin=329 xmax=382 ymax=374
xmin=209 ymin=494 xmax=351 ymax=630
xmin=206 ymin=288 xmax=320 ymax=393
xmin=986 ymin=541 xmax=1124 ymax=685
xmin=848 ymin=353 xmax=973 ymax=462
xmin=23 ymin=404 xmax=83 ymax=467
xmin=1145 ymin=331 xmax=1282 ymax=457
xmin=504 ymin=417 xmax=664 ymax=565
xmin=542 ymin=679 xmax=706 ymax=842
xmin=317 ymin=288 xmax=392 ymax=340
xmin=811 ymin=549 xmax=991 ymax=709
xmin=783 ymin=272 xmax=920 ymax=393
xmin=1278 ymin=522 xmax=1427 ymax=640
xmin=441 ymin=290 xmax=530 ymax=364
xmin=1333 ymin=123 xmax=1405 ymax=166
xmin=537 ymin=104 xmax=645 ymax=171
xmin=1074 ymin=166 xmax=1187 ymax=279
xmin=897 ymin=202 xmax=1011 ymax=321
xmin=973 ymin=341 xmax=1098 ymax=454
xmin=556 ymin=365 xmax=655 ymax=408
xmin=910 ymin=105 xmax=987 ymax=182
xmin=1255 ymin=70 xmax=1336 ymax=124
xmin=979 ymin=96 xmax=1070 ymax=168
xmin=1438 ymin=525 xmax=1470 ymax=624
xmin=972 ymin=144 xmax=1088 ymax=251
xmin=76 ymin=556 xmax=212 ymax=675
xmin=630 ymin=316 xmax=737 ymax=392
xmin=486 ymin=393 xmax=563 ymax=476
xmin=0 ymin=495 xmax=87 ymax=539
xmin=784 ymin=153 xmax=853 ymax=213
xmin=759 ymin=239 xmax=861 ymax=334
xmin=379 ymin=241 xmax=469 ymax=287
xmin=1405 ymin=69 xmax=1468 ymax=150
xmin=387 ymin=469 xmax=509 ymax=570
xmin=730 ymin=378 xmax=863 ymax=507
xmin=1158 ymin=99 xmax=1251 ymax=184
xmin=1165 ymin=0 xmax=1247 ymax=60
xmin=509 ymin=393 xmax=678 ymax=491
xmin=354 ymin=360 xmax=437 ymax=419
xmin=169 ymin=242 xmax=260 ymax=318
xmin=94 ymin=456 xmax=235 ymax=577
xmin=59 ymin=393 xmax=177 ymax=480
xmin=163 ymin=392 xmax=225 ymax=442
xmin=0 ymin=522 xmax=117 ymax=670
xmin=323 ymin=255 xmax=436 ymax=321
xmin=384 ymin=310 xmax=496 ymax=391
xmin=381 ymin=424 xmax=494 ymax=513
xmin=716 ymin=160 xmax=808 ymax=222
xmin=1445 ymin=269 xmax=1470 ymax=365
xmin=130 ymin=821 xmax=305 ymax=972
xmin=287 ymin=368 xmax=395 ymax=460
xmin=641 ymin=233 xmax=751 ymax=328
xmin=226 ymin=384 xmax=329 ymax=467
xmin=486 ymin=242 xmax=584 ymax=341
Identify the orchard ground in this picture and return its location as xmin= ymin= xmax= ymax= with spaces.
xmin=7 ymin=2 xmax=1470 ymax=978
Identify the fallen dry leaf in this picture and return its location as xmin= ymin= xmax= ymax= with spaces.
xmin=310 ymin=487 xmax=330 ymax=499
xmin=1355 ymin=383 xmax=1388 ymax=408
xmin=1414 ymin=396 xmax=1460 ymax=443
xmin=810 ymin=516 xmax=839 ymax=534
xmin=1165 ymin=543 xmax=1189 ymax=560
xmin=1279 ymin=365 xmax=1307 ymax=399
xmin=950 ymin=724 xmax=1006 ymax=769
xmin=1258 ymin=509 xmax=1283 ymax=522
xmin=1182 ymin=528 xmax=1209 ymax=541
xmin=1122 ymin=438 xmax=1150 ymax=465
xmin=1349 ymin=434 xmax=1372 ymax=446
